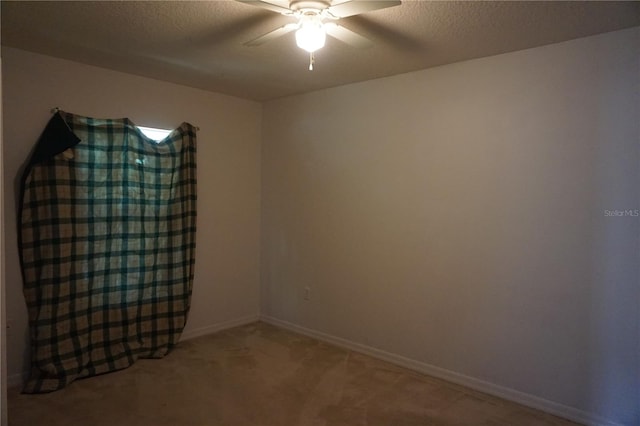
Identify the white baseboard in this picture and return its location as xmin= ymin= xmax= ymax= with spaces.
xmin=7 ymin=314 xmax=260 ymax=389
xmin=180 ymin=314 xmax=260 ymax=342
xmin=260 ymin=315 xmax=623 ymax=426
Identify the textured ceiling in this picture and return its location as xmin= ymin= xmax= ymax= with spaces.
xmin=2 ymin=1 xmax=639 ymax=101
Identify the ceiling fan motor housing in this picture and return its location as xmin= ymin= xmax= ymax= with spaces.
xmin=289 ymin=0 xmax=331 ymax=12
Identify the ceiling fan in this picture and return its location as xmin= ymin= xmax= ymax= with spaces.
xmin=239 ymin=0 xmax=401 ymax=70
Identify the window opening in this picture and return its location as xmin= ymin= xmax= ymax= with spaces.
xmin=137 ymin=126 xmax=172 ymax=142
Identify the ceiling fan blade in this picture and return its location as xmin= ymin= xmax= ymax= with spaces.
xmin=237 ymin=0 xmax=292 ymax=15
xmin=244 ymin=23 xmax=298 ymax=46
xmin=327 ymin=1 xmax=401 ymax=18
xmin=324 ymin=23 xmax=372 ymax=48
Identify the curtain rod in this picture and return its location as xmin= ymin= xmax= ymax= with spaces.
xmin=50 ymin=107 xmax=200 ymax=131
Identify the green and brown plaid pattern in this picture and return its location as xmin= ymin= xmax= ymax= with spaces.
xmin=20 ymin=112 xmax=197 ymax=393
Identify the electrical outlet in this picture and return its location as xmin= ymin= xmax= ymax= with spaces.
xmin=304 ymin=287 xmax=311 ymax=300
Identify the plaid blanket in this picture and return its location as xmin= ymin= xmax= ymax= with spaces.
xmin=20 ymin=112 xmax=197 ymax=393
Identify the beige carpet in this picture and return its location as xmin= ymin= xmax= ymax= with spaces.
xmin=8 ymin=322 xmax=580 ymax=426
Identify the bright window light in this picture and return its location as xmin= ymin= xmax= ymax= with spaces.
xmin=137 ymin=126 xmax=172 ymax=143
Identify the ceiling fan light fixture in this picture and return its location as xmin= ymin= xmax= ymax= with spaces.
xmin=295 ymin=13 xmax=326 ymax=53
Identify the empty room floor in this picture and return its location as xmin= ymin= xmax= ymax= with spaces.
xmin=8 ymin=322 xmax=580 ymax=426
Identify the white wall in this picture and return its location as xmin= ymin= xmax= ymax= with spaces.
xmin=2 ymin=47 xmax=262 ymax=383
xmin=261 ymin=27 xmax=640 ymax=426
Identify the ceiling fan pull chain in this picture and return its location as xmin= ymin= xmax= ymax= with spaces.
xmin=309 ymin=52 xmax=315 ymax=71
